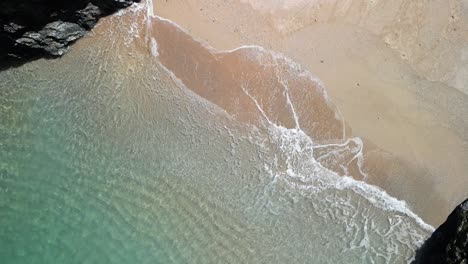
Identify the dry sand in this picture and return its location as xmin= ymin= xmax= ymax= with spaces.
xmin=150 ymin=0 xmax=468 ymax=226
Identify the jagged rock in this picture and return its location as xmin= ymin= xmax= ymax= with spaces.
xmin=16 ymin=22 xmax=86 ymax=56
xmin=76 ymin=3 xmax=103 ymax=29
xmin=414 ymin=198 xmax=468 ymax=264
xmin=0 ymin=0 xmax=141 ymax=66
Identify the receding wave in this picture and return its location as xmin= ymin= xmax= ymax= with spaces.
xmin=0 ymin=2 xmax=437 ymax=263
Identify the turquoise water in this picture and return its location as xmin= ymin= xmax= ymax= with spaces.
xmin=0 ymin=6 xmax=431 ymax=263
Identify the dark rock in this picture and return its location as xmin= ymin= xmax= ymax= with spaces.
xmin=16 ymin=21 xmax=86 ymax=56
xmin=413 ymin=198 xmax=468 ymax=264
xmin=0 ymin=0 xmax=141 ymax=68
xmin=76 ymin=3 xmax=103 ymax=29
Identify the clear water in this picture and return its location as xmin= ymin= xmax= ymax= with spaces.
xmin=0 ymin=4 xmax=431 ymax=263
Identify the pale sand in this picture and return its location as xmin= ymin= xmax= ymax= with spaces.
xmin=151 ymin=0 xmax=468 ymax=226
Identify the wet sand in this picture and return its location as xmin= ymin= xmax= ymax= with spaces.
xmin=151 ymin=0 xmax=468 ymax=226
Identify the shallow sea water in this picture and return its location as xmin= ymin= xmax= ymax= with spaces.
xmin=0 ymin=4 xmax=431 ymax=263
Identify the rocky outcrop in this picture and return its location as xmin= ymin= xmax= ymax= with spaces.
xmin=0 ymin=0 xmax=141 ymax=67
xmin=414 ymin=198 xmax=468 ymax=264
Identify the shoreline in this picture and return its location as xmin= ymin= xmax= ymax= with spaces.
xmin=149 ymin=13 xmax=434 ymax=232
xmin=151 ymin=0 xmax=468 ymax=226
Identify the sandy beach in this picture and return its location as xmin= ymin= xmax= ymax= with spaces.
xmin=151 ymin=0 xmax=468 ymax=225
xmin=2 ymin=1 xmax=457 ymax=262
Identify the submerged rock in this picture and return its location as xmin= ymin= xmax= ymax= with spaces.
xmin=414 ymin=198 xmax=468 ymax=264
xmin=0 ymin=0 xmax=141 ymax=66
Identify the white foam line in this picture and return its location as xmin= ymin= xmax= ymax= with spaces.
xmin=282 ymin=80 xmax=301 ymax=130
xmin=223 ymin=45 xmax=267 ymax=54
xmin=335 ymin=106 xmax=347 ymax=139
xmin=315 ymin=138 xmax=364 ymax=175
xmin=150 ymin=37 xmax=159 ymax=57
xmin=314 ymin=138 xmax=358 ymax=149
xmin=241 ymin=83 xmax=273 ymax=125
xmin=146 ymin=0 xmax=154 ymax=18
